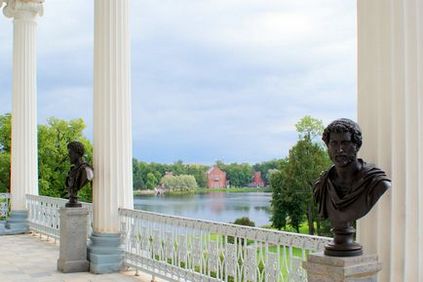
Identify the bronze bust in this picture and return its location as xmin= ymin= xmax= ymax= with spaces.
xmin=65 ymin=141 xmax=94 ymax=208
xmin=314 ymin=119 xmax=390 ymax=256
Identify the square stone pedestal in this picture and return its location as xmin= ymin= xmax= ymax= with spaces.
xmin=57 ymin=207 xmax=89 ymax=273
xmin=303 ymin=252 xmax=382 ymax=282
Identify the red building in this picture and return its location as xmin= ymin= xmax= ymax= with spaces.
xmin=207 ymin=166 xmax=227 ymax=188
xmin=251 ymin=171 xmax=265 ymax=187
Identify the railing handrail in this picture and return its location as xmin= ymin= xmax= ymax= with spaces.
xmin=26 ymin=194 xmax=93 ymax=240
xmin=26 ymin=194 xmax=91 ymax=205
xmin=119 ymin=207 xmax=332 ymax=250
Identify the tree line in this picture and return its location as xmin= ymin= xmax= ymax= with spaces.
xmin=133 ymin=159 xmax=279 ymax=191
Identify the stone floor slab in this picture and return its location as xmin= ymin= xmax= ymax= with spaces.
xmin=0 ymin=233 xmax=162 ymax=282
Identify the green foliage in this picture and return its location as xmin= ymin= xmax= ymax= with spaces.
xmin=270 ymin=161 xmax=288 ymax=230
xmin=146 ymin=172 xmax=158 ymax=189
xmin=0 ymin=114 xmax=11 ymax=193
xmin=270 ymin=116 xmax=331 ymax=235
xmin=132 ymin=160 xmax=208 ymax=190
xmin=229 ymin=217 xmax=256 ymax=244
xmin=132 ymin=159 xmax=145 ymax=190
xmin=132 ymin=159 xmax=275 ymax=190
xmin=160 ymin=174 xmax=198 ymax=192
xmin=0 ymin=153 xmax=10 ymax=193
xmin=184 ymin=164 xmax=208 ymax=188
xmin=216 ymin=162 xmax=252 ymax=187
xmin=0 ymin=114 xmax=93 ymax=201
xmin=38 ymin=117 xmax=92 ymax=201
xmin=233 ymin=217 xmax=255 ymax=227
xmin=295 ymin=115 xmax=325 ymax=140
xmin=253 ymin=159 xmax=281 ymax=185
xmin=0 ymin=114 xmax=11 ymax=152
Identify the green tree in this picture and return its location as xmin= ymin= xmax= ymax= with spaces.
xmin=0 ymin=153 xmax=10 ymax=193
xmin=295 ymin=115 xmax=324 ymax=140
xmin=145 ymin=172 xmax=158 ymax=189
xmin=132 ymin=159 xmax=145 ymax=190
xmin=0 ymin=114 xmax=93 ymax=200
xmin=38 ymin=117 xmax=93 ymax=202
xmin=270 ymin=116 xmax=331 ymax=235
xmin=233 ymin=217 xmax=255 ymax=227
xmin=253 ymin=159 xmax=281 ymax=185
xmin=270 ymin=160 xmax=288 ymax=230
xmin=160 ymin=174 xmax=198 ymax=192
xmin=185 ymin=164 xmax=208 ymax=188
xmin=218 ymin=162 xmax=252 ymax=187
xmin=0 ymin=114 xmax=11 ymax=193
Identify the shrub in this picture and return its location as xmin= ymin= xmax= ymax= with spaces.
xmin=160 ymin=174 xmax=198 ymax=192
xmin=233 ymin=217 xmax=255 ymax=227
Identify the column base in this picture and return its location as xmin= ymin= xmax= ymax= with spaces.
xmin=0 ymin=210 xmax=29 ymax=235
xmin=303 ymin=252 xmax=382 ymax=282
xmin=87 ymin=232 xmax=123 ymax=274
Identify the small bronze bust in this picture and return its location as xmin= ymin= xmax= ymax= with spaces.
xmin=65 ymin=141 xmax=94 ymax=208
xmin=314 ymin=119 xmax=391 ymax=257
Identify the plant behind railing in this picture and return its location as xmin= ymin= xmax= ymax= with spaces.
xmin=0 ymin=193 xmax=10 ymax=220
xmin=119 ymin=208 xmax=332 ymax=282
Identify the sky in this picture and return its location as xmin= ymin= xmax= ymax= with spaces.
xmin=0 ymin=0 xmax=357 ymax=164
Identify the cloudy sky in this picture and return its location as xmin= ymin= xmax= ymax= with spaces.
xmin=0 ymin=0 xmax=357 ymax=164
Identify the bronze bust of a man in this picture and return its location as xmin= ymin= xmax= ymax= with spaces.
xmin=65 ymin=141 xmax=94 ymax=208
xmin=314 ymin=118 xmax=390 ymax=256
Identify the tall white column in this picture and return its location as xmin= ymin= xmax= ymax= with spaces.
xmin=3 ymin=0 xmax=43 ymax=211
xmin=92 ymin=0 xmax=133 ymax=234
xmin=357 ymin=0 xmax=423 ymax=281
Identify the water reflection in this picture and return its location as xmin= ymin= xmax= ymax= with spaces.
xmin=134 ymin=192 xmax=272 ymax=226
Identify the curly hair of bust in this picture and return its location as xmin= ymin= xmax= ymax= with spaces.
xmin=67 ymin=141 xmax=85 ymax=157
xmin=322 ymin=118 xmax=362 ymax=149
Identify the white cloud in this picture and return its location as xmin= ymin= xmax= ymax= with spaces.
xmin=0 ymin=0 xmax=357 ymax=163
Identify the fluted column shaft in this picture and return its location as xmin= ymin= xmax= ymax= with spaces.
xmin=93 ymin=0 xmax=133 ymax=234
xmin=357 ymin=0 xmax=423 ymax=281
xmin=3 ymin=0 xmax=43 ymax=211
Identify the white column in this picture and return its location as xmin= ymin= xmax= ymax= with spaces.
xmin=93 ymin=0 xmax=133 ymax=234
xmin=3 ymin=0 xmax=43 ymax=211
xmin=357 ymin=0 xmax=423 ymax=281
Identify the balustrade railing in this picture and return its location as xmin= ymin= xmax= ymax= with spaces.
xmin=0 ymin=193 xmax=10 ymax=220
xmin=26 ymin=194 xmax=93 ymax=239
xmin=119 ymin=208 xmax=332 ymax=282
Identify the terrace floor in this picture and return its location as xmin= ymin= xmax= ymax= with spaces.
xmin=0 ymin=233 xmax=160 ymax=282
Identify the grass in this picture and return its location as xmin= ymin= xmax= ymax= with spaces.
xmin=178 ymin=233 xmax=307 ymax=280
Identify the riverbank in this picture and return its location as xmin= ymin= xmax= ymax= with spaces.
xmin=133 ymin=187 xmax=271 ymax=196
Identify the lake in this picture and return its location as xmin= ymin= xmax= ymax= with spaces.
xmin=134 ymin=192 xmax=272 ymax=227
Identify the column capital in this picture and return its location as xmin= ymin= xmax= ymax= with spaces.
xmin=3 ymin=0 xmax=43 ymax=20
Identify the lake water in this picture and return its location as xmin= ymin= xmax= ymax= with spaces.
xmin=134 ymin=192 xmax=272 ymax=227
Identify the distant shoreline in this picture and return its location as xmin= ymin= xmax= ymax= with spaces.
xmin=133 ymin=187 xmax=271 ymax=196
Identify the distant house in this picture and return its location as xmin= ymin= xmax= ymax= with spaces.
xmin=207 ymin=166 xmax=227 ymax=188
xmin=250 ymin=171 xmax=265 ymax=187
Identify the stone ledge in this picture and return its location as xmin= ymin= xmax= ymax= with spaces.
xmin=303 ymin=252 xmax=382 ymax=282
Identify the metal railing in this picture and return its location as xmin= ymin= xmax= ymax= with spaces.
xmin=26 ymin=194 xmax=93 ymax=239
xmin=119 ymin=208 xmax=332 ymax=282
xmin=0 ymin=193 xmax=10 ymax=220
xmin=21 ymin=194 xmax=332 ymax=281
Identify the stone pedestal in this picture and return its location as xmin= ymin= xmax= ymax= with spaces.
xmin=57 ymin=207 xmax=89 ymax=273
xmin=303 ymin=252 xmax=382 ymax=282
